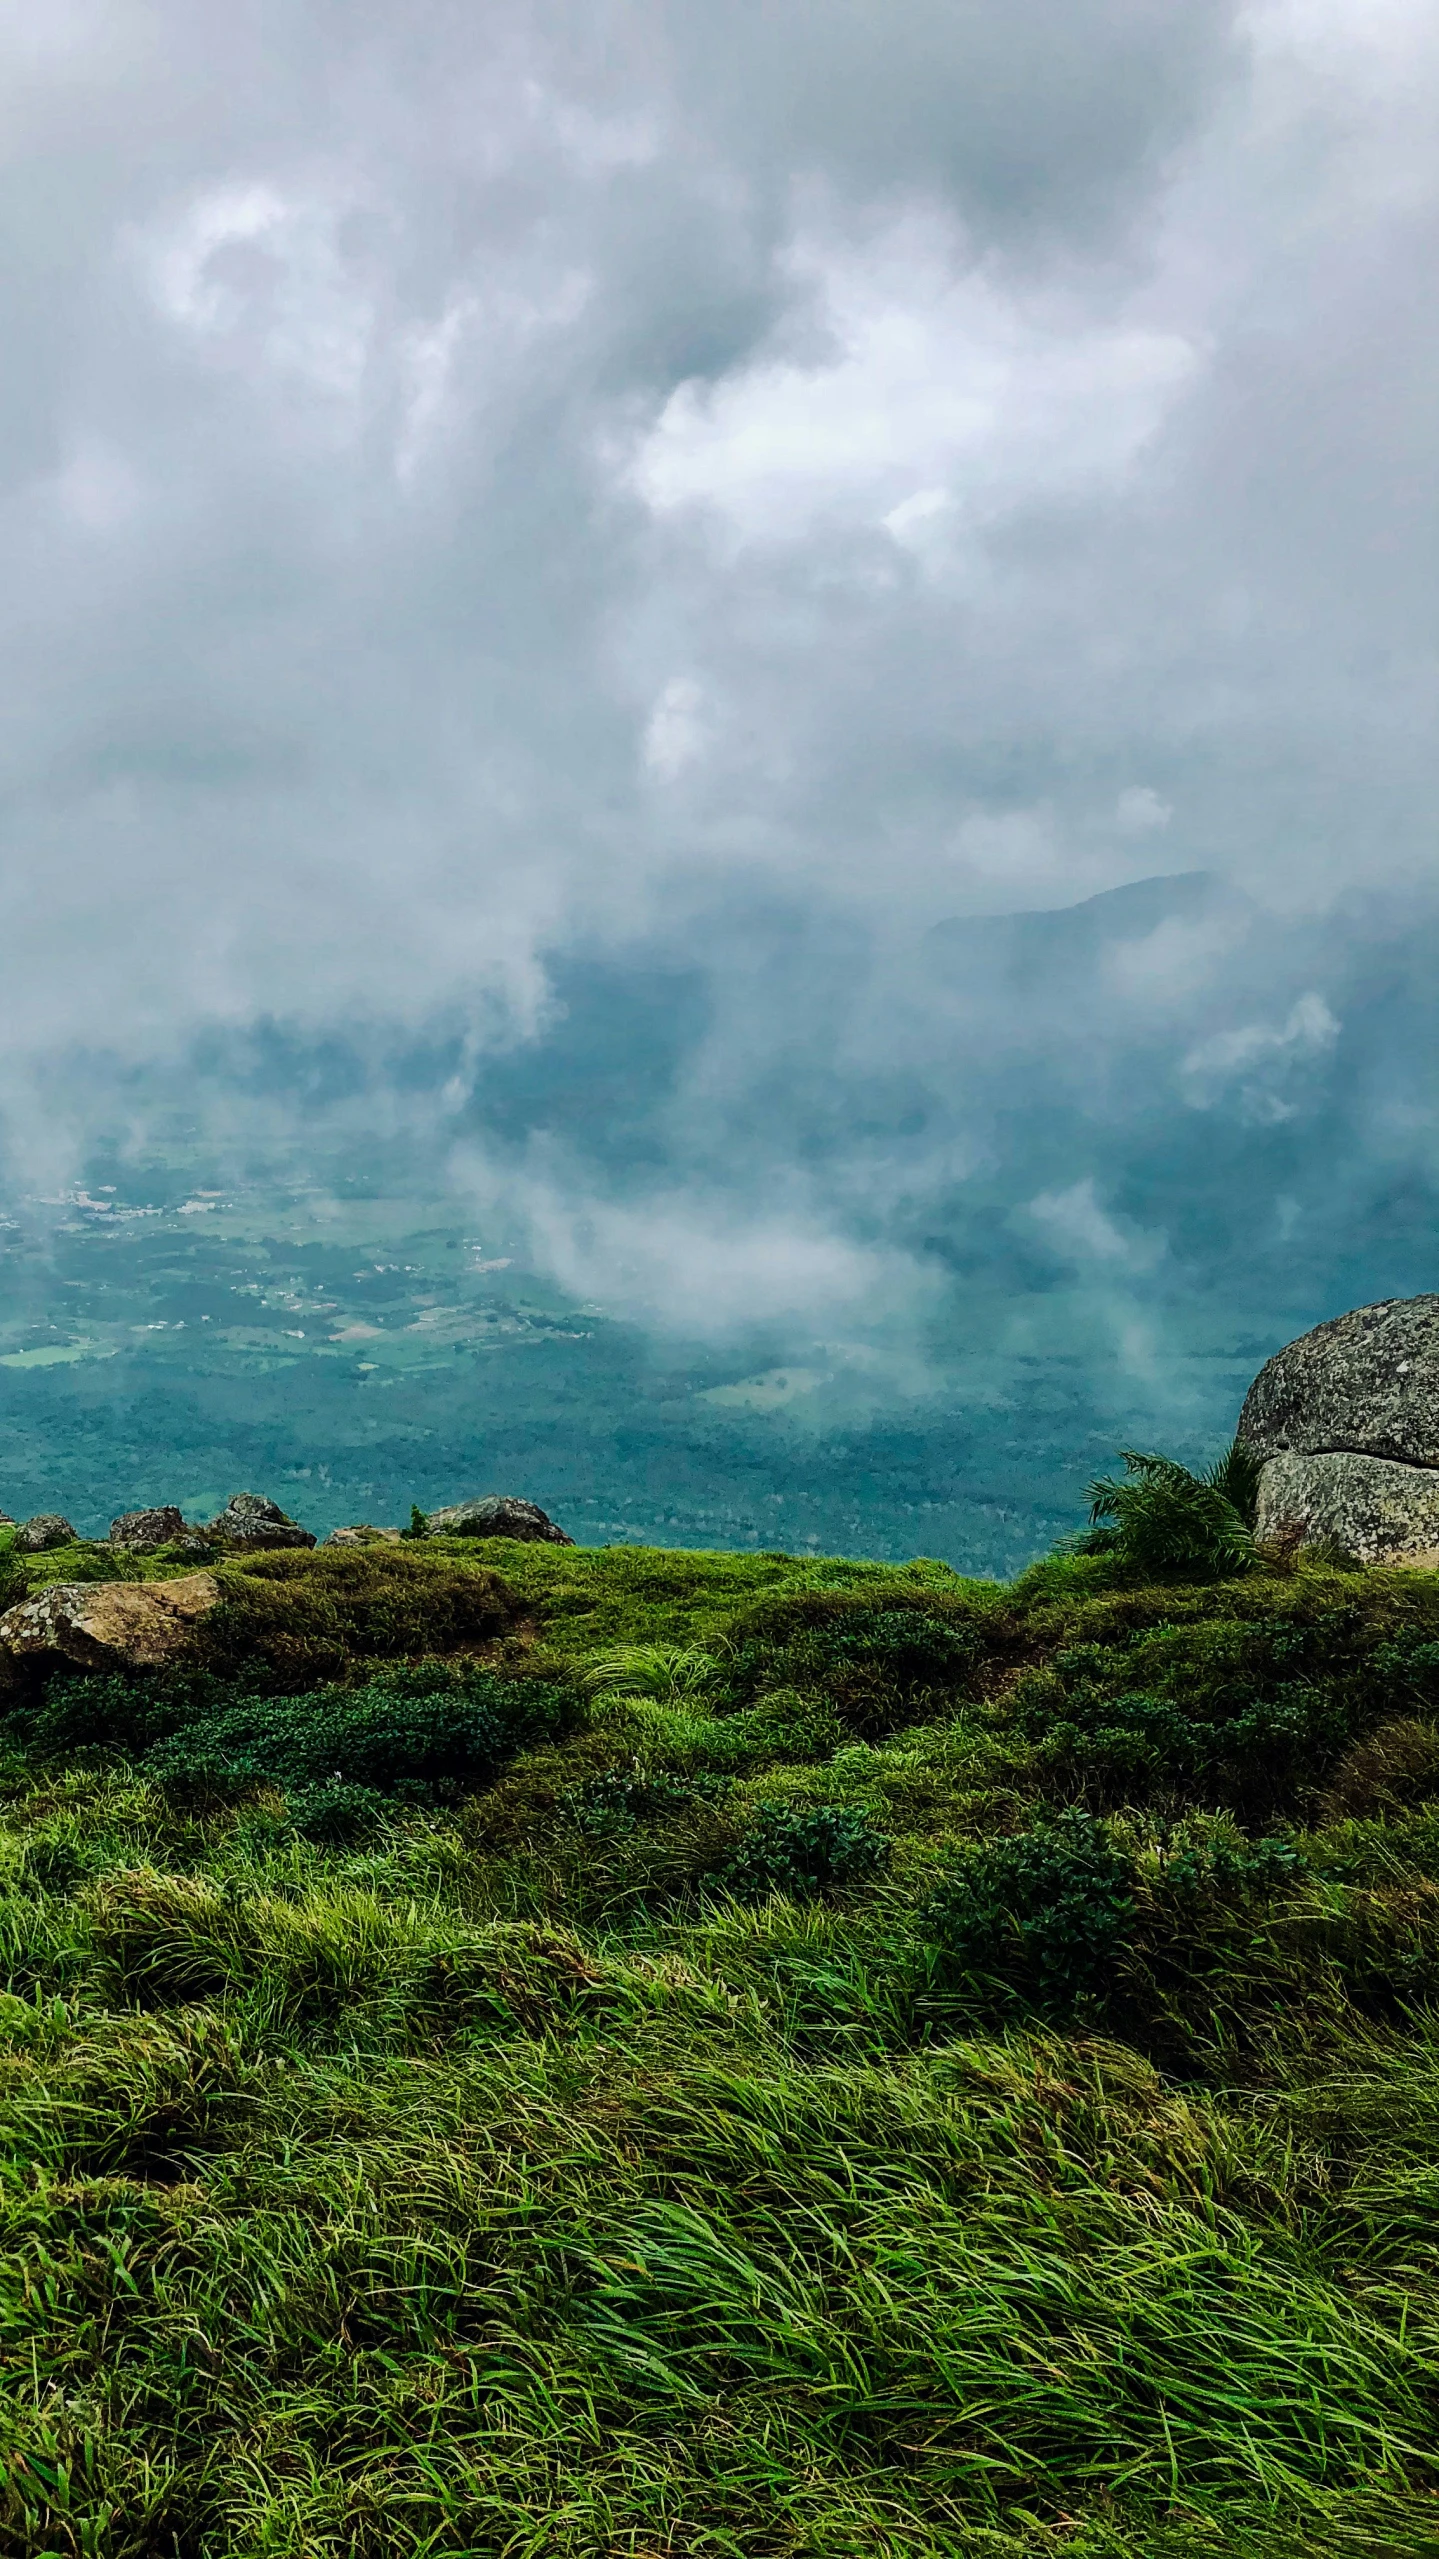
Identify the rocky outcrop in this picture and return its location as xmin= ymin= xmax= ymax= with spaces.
xmin=426 ymin=1496 xmax=573 ymax=1545
xmin=110 ymin=1506 xmax=190 ymax=1550
xmin=1241 ymin=1298 xmax=1439 ymax=1566
xmin=1255 ymin=1452 xmax=1439 ymax=1568
xmin=0 ymin=1572 xmax=220 ymax=1673
xmin=1240 ymin=1297 xmax=1439 ymax=1468
xmin=324 ymin=1524 xmax=403 ymax=1547
xmin=15 ymin=1515 xmax=76 ymax=1552
xmin=206 ymin=1493 xmax=315 ymax=1552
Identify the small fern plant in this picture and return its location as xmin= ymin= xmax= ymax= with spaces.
xmin=1077 ymin=1437 xmax=1263 ymax=1581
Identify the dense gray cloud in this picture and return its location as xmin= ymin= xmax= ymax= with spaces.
xmin=0 ymin=0 xmax=1436 ymax=1347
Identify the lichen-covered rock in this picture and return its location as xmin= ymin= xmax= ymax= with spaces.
xmin=1255 ymin=1450 xmax=1439 ymax=1568
xmin=425 ymin=1496 xmax=573 ymax=1545
xmin=206 ymin=1493 xmax=315 ymax=1552
xmin=15 ymin=1515 xmax=77 ymax=1552
xmin=1240 ymin=1296 xmax=1439 ymax=1467
xmin=110 ymin=1506 xmax=191 ymax=1550
xmin=0 ymin=1572 xmax=220 ymax=1672
xmin=323 ymin=1524 xmax=403 ymax=1547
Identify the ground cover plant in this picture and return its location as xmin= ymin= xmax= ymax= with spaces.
xmin=5 ymin=1511 xmax=1439 ymax=2553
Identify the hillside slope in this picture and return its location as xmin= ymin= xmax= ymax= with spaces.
xmin=3 ymin=1531 xmax=1439 ymax=2556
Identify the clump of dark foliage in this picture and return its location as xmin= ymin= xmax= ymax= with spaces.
xmin=18 ymin=1659 xmax=576 ymax=1838
xmin=718 ymin=1589 xmax=991 ymax=1734
xmin=1006 ymin=1604 xmax=1439 ymax=1819
xmin=561 ymin=1764 xmax=732 ymax=1838
xmin=921 ymin=1810 xmax=1136 ymax=2014
xmin=0 ymin=1541 xmax=25 ymax=1612
xmin=1078 ymin=1436 xmax=1264 ymax=1580
xmin=720 ymin=1799 xmax=891 ymax=1900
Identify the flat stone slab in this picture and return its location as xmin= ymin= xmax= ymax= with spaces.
xmin=0 ymin=1572 xmax=221 ymax=1672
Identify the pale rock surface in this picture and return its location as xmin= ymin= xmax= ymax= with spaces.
xmin=1255 ymin=1451 xmax=1439 ymax=1567
xmin=0 ymin=1572 xmax=220 ymax=1673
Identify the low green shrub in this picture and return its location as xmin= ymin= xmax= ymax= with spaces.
xmin=720 ymin=1799 xmax=891 ymax=1901
xmin=11 ymin=1663 xmax=237 ymax=1759
xmin=1157 ymin=1827 xmax=1304 ymax=1900
xmin=560 ymin=1764 xmax=732 ymax=1839
xmin=200 ymin=1544 xmax=523 ymax=1684
xmin=1002 ymin=1605 xmax=1439 ymax=1818
xmin=719 ymin=1590 xmax=997 ymax=1736
xmin=143 ymin=1662 xmax=577 ymax=1806
xmin=920 ymin=1811 xmax=1137 ymax=2016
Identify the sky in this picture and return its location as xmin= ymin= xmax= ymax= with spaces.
xmin=1 ymin=0 xmax=1437 ymax=1384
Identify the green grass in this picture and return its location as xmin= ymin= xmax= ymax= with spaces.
xmin=5 ymin=1534 xmax=1439 ymax=2553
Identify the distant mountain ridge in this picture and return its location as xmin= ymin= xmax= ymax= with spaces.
xmin=924 ymin=870 xmax=1246 ymax=989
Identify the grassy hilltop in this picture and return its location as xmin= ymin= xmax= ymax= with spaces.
xmin=4 ymin=1521 xmax=1439 ymax=2555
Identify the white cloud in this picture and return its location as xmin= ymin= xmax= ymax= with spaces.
xmin=146 ymin=182 xmax=374 ymax=401
xmin=882 ymin=483 xmax=958 ymax=571
xmin=457 ymin=1153 xmax=914 ymax=1335
xmin=1181 ymin=992 xmax=1340 ymax=1118
xmin=397 ymin=267 xmax=592 ymax=482
xmin=643 ymin=676 xmax=707 ymax=780
xmin=629 ymin=214 xmax=1199 ymax=548
xmin=1115 ymin=785 xmax=1172 ymax=834
xmin=1028 ymin=1177 xmax=1165 ymax=1272
xmin=1102 ymin=899 xmax=1251 ymax=1011
xmin=395 ymin=293 xmax=479 ymax=483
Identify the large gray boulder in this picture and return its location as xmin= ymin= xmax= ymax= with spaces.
xmin=206 ymin=1493 xmax=315 ymax=1552
xmin=425 ymin=1496 xmax=573 ymax=1545
xmin=1240 ymin=1296 xmax=1439 ymax=1467
xmin=1241 ymin=1298 xmax=1439 ymax=1564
